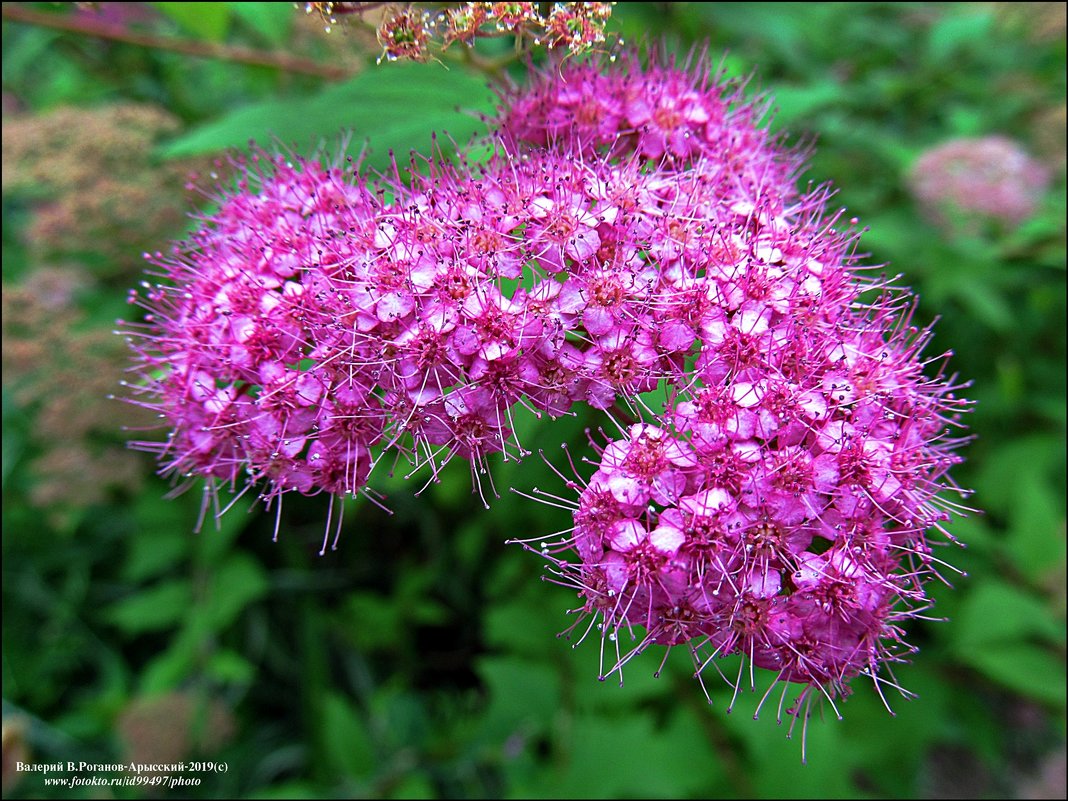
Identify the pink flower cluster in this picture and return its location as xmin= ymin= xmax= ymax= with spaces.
xmin=495 ymin=49 xmax=791 ymax=169
xmin=125 ymin=50 xmax=970 ymax=717
xmin=499 ymin=55 xmax=971 ymax=713
xmin=125 ymin=134 xmax=792 ymax=504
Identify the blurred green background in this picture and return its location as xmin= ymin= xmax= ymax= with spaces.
xmin=2 ymin=2 xmax=1064 ymax=798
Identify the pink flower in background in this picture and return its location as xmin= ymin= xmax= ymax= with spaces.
xmin=909 ymin=135 xmax=1050 ymax=228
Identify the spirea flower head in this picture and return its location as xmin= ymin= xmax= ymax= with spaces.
xmin=493 ymin=48 xmax=797 ymax=178
xmin=497 ymin=49 xmax=972 ymax=745
xmin=127 ymin=140 xmax=795 ymax=524
xmin=123 ymin=44 xmax=973 ymax=744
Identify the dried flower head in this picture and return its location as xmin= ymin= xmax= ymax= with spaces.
xmin=542 ymin=2 xmax=614 ymax=53
xmin=311 ymin=2 xmax=616 ymax=59
xmin=377 ymin=5 xmax=433 ymax=62
xmin=441 ymin=3 xmax=489 ymax=48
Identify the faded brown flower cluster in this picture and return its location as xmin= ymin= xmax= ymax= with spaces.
xmin=2 ymin=104 xmax=198 ymax=277
xmin=117 ymin=692 xmax=235 ymax=769
xmin=1 ymin=269 xmax=149 ymax=517
xmin=995 ymin=2 xmax=1067 ymax=44
xmin=2 ymin=103 xmax=210 ymax=519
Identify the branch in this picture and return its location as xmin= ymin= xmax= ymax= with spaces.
xmin=1 ymin=3 xmax=356 ymax=81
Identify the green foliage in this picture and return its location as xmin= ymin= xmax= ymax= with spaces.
xmin=1 ymin=2 xmax=1064 ymax=799
xmin=153 ymin=2 xmax=232 ymax=42
xmin=231 ymin=4 xmax=292 ymax=47
xmin=159 ymin=63 xmax=496 ymax=169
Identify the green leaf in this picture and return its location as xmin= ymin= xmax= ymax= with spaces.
xmin=104 ymin=580 xmax=192 ymax=634
xmin=384 ymin=774 xmax=436 ymax=800
xmin=539 ymin=708 xmax=723 ymax=798
xmin=195 ymin=493 xmax=256 ymax=564
xmin=857 ymin=210 xmax=925 ymax=264
xmin=1007 ymin=480 xmax=1067 ymax=584
xmin=0 ymin=28 xmax=61 ymax=90
xmin=344 ymin=592 xmax=403 ymax=651
xmin=961 ymin=643 xmax=1067 ymax=707
xmin=153 ymin=2 xmax=232 ymax=42
xmin=322 ymin=693 xmax=376 ymax=778
xmin=206 ymin=648 xmax=256 ymax=685
xmin=202 ymin=554 xmax=269 ymax=630
xmin=946 ymin=105 xmax=986 ymax=136
xmin=954 ymin=279 xmax=1015 ymax=332
xmin=0 ymin=411 xmax=25 ymax=491
xmin=952 ymin=581 xmax=1064 ymax=650
xmin=122 ymin=526 xmax=190 ymax=583
xmin=838 ymin=664 xmax=952 ymax=794
xmin=429 ymin=458 xmax=475 ymax=510
xmin=926 ymin=10 xmax=994 ymax=64
xmin=724 ymin=699 xmax=854 ymax=796
xmin=477 ymin=656 xmax=561 ymax=738
xmin=158 ymin=63 xmax=495 ymax=169
xmin=138 ymin=622 xmax=211 ymax=693
xmin=770 ymin=81 xmax=843 ymax=125
xmin=975 ymin=437 xmax=1058 ymax=513
xmin=483 ymin=587 xmax=573 ymax=657
xmin=570 ymin=642 xmax=677 ymax=712
xmin=231 ymin=2 xmax=292 ymax=46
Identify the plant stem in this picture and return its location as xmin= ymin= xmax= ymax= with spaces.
xmin=1 ymin=3 xmax=355 ymax=81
